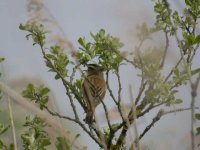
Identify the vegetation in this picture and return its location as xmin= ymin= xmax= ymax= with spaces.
xmin=0 ymin=0 xmax=200 ymax=149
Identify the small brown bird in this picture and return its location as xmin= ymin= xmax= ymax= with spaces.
xmin=82 ymin=64 xmax=106 ymax=124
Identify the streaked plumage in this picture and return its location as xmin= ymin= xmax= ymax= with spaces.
xmin=82 ymin=64 xmax=106 ymax=124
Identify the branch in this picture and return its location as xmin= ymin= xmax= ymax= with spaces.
xmin=43 ymin=105 xmax=104 ymax=148
xmin=70 ymin=64 xmax=79 ymax=83
xmin=190 ymin=73 xmax=200 ymax=150
xmin=111 ymin=48 xmax=136 ymax=67
xmin=135 ymin=80 xmax=147 ymax=106
xmin=41 ymin=46 xmax=80 ymax=120
xmin=106 ymin=71 xmax=118 ymax=104
xmin=99 ymin=97 xmax=112 ymax=132
xmin=7 ymin=97 xmax=18 ymax=150
xmin=0 ymin=82 xmax=84 ymax=149
xmin=129 ymin=85 xmax=140 ymax=150
xmin=137 ymin=102 xmax=164 ymax=118
xmin=38 ymin=44 xmax=107 ymax=148
xmin=43 ymin=105 xmax=76 ymax=122
xmin=164 ymin=55 xmax=183 ymax=82
xmin=115 ymin=125 xmax=129 ymax=149
xmin=116 ymin=69 xmax=126 ymax=122
xmin=135 ymin=107 xmax=197 ymax=143
xmin=160 ymin=32 xmax=169 ymax=68
xmin=136 ymin=109 xmax=164 ymax=142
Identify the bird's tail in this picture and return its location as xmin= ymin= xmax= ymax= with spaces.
xmin=85 ymin=111 xmax=94 ymax=124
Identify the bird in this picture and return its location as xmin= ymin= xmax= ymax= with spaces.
xmin=82 ymin=64 xmax=106 ymax=124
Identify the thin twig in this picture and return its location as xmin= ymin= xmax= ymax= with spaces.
xmin=137 ymin=109 xmax=164 ymax=142
xmin=135 ymin=80 xmax=147 ymax=106
xmin=43 ymin=105 xmax=76 ymax=122
xmin=115 ymin=125 xmax=129 ymax=148
xmin=111 ymin=48 xmax=136 ymax=67
xmin=106 ymin=71 xmax=118 ymax=104
xmin=164 ymin=55 xmax=183 ymax=82
xmin=136 ymin=107 xmax=196 ymax=142
xmin=70 ymin=64 xmax=79 ymax=83
xmin=129 ymin=85 xmax=140 ymax=150
xmin=1 ymin=65 xmax=18 ymax=150
xmin=101 ymin=100 xmax=112 ymax=130
xmin=137 ymin=102 xmax=164 ymax=118
xmin=90 ymin=122 xmax=108 ymax=150
xmin=41 ymin=46 xmax=80 ymax=120
xmin=43 ymin=105 xmax=104 ymax=148
xmin=116 ymin=69 xmax=126 ymax=122
xmin=160 ymin=32 xmax=169 ymax=68
xmin=7 ymin=97 xmax=18 ymax=150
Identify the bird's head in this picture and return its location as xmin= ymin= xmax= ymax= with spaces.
xmin=86 ymin=64 xmax=105 ymax=76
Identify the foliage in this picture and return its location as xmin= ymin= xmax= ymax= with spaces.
xmin=55 ymin=137 xmax=71 ymax=150
xmin=19 ymin=23 xmax=46 ymax=47
xmin=196 ymin=113 xmax=200 ymax=135
xmin=0 ymin=123 xmax=14 ymax=150
xmin=21 ymin=116 xmax=51 ymax=150
xmin=0 ymin=58 xmax=14 ymax=150
xmin=22 ymin=84 xmax=50 ymax=110
xmin=77 ymin=29 xmax=124 ymax=70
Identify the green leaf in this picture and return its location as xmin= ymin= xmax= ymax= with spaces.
xmin=0 ymin=139 xmax=3 ymax=148
xmin=55 ymin=137 xmax=71 ymax=150
xmin=191 ymin=68 xmax=200 ymax=75
xmin=195 ymin=113 xmax=200 ymax=120
xmin=39 ymin=87 xmax=50 ymax=96
xmin=78 ymin=37 xmax=86 ymax=47
xmin=46 ymin=54 xmax=56 ymax=59
xmin=22 ymin=84 xmax=35 ymax=99
xmin=9 ymin=144 xmax=14 ymax=150
xmin=50 ymin=45 xmax=63 ymax=54
xmin=185 ymin=0 xmax=192 ymax=6
xmin=19 ymin=24 xmax=26 ymax=30
xmin=41 ymin=97 xmax=48 ymax=105
xmin=195 ymin=35 xmax=200 ymax=44
xmin=173 ymin=68 xmax=179 ymax=77
xmin=21 ymin=116 xmax=51 ymax=150
xmin=196 ymin=127 xmax=200 ymax=135
xmin=99 ymin=29 xmax=105 ymax=38
xmin=111 ymin=123 xmax=119 ymax=130
xmin=75 ymin=133 xmax=80 ymax=139
xmin=174 ymin=99 xmax=183 ymax=104
xmin=55 ymin=74 xmax=60 ymax=80
xmin=90 ymin=32 xmax=96 ymax=39
xmin=183 ymin=32 xmax=195 ymax=45
xmin=0 ymin=57 xmax=5 ymax=63
xmin=0 ymin=124 xmax=10 ymax=135
xmin=187 ymin=34 xmax=195 ymax=44
xmin=41 ymin=138 xmax=51 ymax=146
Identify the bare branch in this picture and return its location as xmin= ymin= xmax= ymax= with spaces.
xmin=136 ymin=107 xmax=196 ymax=143
xmin=100 ymin=98 xmax=112 ymax=131
xmin=160 ymin=32 xmax=169 ymax=68
xmin=135 ymin=80 xmax=147 ymax=106
xmin=129 ymin=85 xmax=140 ymax=150
xmin=116 ymin=69 xmax=126 ymax=122
xmin=106 ymin=71 xmax=118 ymax=104
xmin=164 ymin=55 xmax=183 ymax=83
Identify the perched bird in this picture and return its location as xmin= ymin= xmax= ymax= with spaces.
xmin=82 ymin=64 xmax=106 ymax=124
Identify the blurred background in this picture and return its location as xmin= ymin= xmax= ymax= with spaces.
xmin=0 ymin=0 xmax=200 ymax=149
